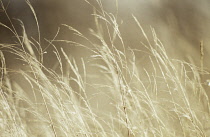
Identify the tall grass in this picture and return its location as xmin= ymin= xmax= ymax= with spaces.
xmin=0 ymin=0 xmax=210 ymax=136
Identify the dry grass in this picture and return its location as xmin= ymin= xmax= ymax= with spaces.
xmin=0 ymin=0 xmax=210 ymax=136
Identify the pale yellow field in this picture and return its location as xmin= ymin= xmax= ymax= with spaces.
xmin=0 ymin=0 xmax=210 ymax=136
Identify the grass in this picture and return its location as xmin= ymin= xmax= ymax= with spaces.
xmin=0 ymin=0 xmax=210 ymax=136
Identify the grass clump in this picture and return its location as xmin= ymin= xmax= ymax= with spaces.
xmin=0 ymin=0 xmax=210 ymax=136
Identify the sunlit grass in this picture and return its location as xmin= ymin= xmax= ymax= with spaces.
xmin=0 ymin=0 xmax=210 ymax=136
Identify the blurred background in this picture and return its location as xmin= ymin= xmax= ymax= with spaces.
xmin=1 ymin=0 xmax=210 ymax=70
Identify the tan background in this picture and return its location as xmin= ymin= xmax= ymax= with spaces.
xmin=1 ymin=0 xmax=210 ymax=70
